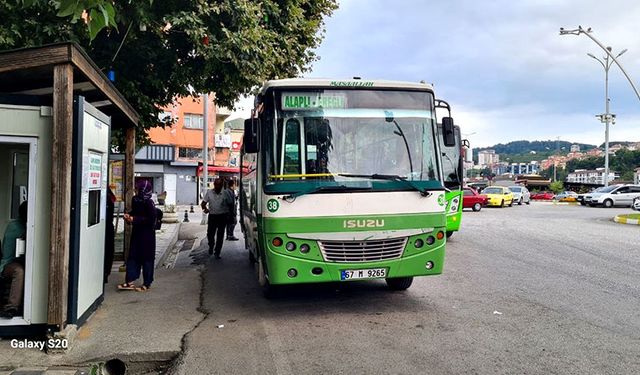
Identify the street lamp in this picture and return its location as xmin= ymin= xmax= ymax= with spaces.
xmin=559 ymin=26 xmax=640 ymax=187
xmin=587 ymin=47 xmax=627 ymax=187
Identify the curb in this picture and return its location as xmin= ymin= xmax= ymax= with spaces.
xmin=614 ymin=215 xmax=640 ymax=225
xmin=155 ymin=222 xmax=182 ymax=268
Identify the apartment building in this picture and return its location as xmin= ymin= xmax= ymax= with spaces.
xmin=134 ymin=95 xmax=232 ymax=205
xmin=566 ymin=168 xmax=620 ymax=185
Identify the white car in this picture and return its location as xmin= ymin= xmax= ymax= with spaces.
xmin=508 ymin=185 xmax=531 ymax=205
xmin=584 ymin=184 xmax=640 ymax=208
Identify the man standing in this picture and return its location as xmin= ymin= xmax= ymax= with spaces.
xmin=0 ymin=202 xmax=27 ymax=318
xmin=226 ymin=179 xmax=239 ymax=241
xmin=201 ymin=178 xmax=233 ymax=258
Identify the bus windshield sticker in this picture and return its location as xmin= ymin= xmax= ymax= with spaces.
xmin=282 ymin=92 xmax=347 ymax=110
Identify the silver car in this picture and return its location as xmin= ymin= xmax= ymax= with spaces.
xmin=508 ymin=185 xmax=531 ymax=205
xmin=585 ymin=184 xmax=640 ymax=208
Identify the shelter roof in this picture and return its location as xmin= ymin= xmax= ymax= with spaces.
xmin=0 ymin=42 xmax=138 ymax=128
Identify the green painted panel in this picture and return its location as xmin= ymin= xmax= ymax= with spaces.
xmin=263 ymin=212 xmax=445 ymax=233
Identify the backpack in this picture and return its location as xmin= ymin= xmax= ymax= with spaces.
xmin=155 ymin=208 xmax=163 ymax=230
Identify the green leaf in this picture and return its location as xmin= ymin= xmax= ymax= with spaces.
xmin=57 ymin=0 xmax=79 ymax=18
xmin=104 ymin=2 xmax=117 ymax=28
xmin=88 ymin=8 xmax=106 ymax=40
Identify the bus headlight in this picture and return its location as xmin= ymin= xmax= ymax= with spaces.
xmin=285 ymin=242 xmax=296 ymax=251
xmin=449 ymin=197 xmax=460 ymax=213
xmin=300 ymin=244 xmax=310 ymax=253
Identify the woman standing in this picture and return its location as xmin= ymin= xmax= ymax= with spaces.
xmin=118 ymin=180 xmax=157 ymax=292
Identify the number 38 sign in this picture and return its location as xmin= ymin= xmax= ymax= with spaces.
xmin=267 ymin=199 xmax=279 ymax=213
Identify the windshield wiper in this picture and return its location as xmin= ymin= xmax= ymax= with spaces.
xmin=283 ymin=183 xmax=372 ymax=200
xmin=338 ymin=173 xmax=434 ymax=197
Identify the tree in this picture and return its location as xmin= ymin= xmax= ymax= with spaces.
xmin=549 ymin=181 xmax=564 ymax=194
xmin=0 ymin=0 xmax=338 ymax=146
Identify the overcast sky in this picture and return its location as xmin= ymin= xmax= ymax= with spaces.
xmin=232 ymin=0 xmax=640 ymax=148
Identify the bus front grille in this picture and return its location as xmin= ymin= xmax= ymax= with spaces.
xmin=318 ymin=238 xmax=407 ymax=263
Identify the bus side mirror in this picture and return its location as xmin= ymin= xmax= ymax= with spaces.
xmin=442 ymin=117 xmax=456 ymax=147
xmin=244 ymin=118 xmax=259 ymax=153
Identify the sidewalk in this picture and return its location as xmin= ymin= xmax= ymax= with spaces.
xmin=0 ymin=210 xmax=205 ymax=374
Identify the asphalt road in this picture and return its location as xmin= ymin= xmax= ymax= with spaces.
xmin=171 ymin=202 xmax=640 ymax=375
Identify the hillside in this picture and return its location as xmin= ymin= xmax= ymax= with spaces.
xmin=473 ymin=140 xmax=597 ymax=163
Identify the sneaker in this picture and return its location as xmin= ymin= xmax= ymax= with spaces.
xmin=214 ymin=254 xmax=222 ymax=259
xmin=227 ymin=236 xmax=240 ymax=241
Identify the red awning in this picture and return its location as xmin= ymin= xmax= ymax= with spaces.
xmin=196 ymin=165 xmax=245 ymax=176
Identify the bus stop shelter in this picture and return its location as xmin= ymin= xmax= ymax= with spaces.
xmin=0 ymin=42 xmax=139 ymax=336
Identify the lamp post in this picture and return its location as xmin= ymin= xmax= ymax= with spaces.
xmin=587 ymin=48 xmax=626 ymax=186
xmin=559 ymin=26 xmax=639 ymax=187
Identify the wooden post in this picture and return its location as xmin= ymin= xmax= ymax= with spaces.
xmin=123 ymin=126 xmax=135 ymax=264
xmin=47 ymin=63 xmax=73 ymax=330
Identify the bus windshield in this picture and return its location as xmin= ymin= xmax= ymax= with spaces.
xmin=267 ymin=89 xmax=439 ymax=184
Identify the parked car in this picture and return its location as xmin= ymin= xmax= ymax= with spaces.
xmin=577 ymin=187 xmax=607 ymax=205
xmin=462 ymin=187 xmax=488 ymax=211
xmin=584 ymin=184 xmax=640 ymax=207
xmin=508 ymin=185 xmax=531 ymax=205
xmin=482 ymin=186 xmax=514 ymax=207
xmin=531 ymin=191 xmax=555 ymax=200
xmin=633 ymin=196 xmax=640 ymax=211
xmin=554 ymin=191 xmax=578 ymax=202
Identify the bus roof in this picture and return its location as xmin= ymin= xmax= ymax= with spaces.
xmin=259 ymin=78 xmax=435 ymax=94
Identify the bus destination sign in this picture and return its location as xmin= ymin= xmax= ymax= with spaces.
xmin=282 ymin=92 xmax=347 ymax=110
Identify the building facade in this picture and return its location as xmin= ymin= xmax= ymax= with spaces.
xmin=566 ymin=168 xmax=620 ymax=185
xmin=134 ymin=95 xmax=232 ymax=205
xmin=478 ymin=150 xmax=499 ymax=167
xmin=509 ymin=161 xmax=539 ymax=175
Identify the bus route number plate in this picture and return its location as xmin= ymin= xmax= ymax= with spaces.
xmin=341 ymin=268 xmax=387 ymax=281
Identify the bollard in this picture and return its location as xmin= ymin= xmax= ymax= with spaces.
xmin=183 ymin=210 xmax=190 ymax=222
xmin=190 ymin=204 xmax=195 ymax=213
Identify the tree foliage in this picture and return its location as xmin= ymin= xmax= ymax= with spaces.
xmin=1 ymin=0 xmax=338 ymax=146
xmin=549 ymin=181 xmax=564 ymax=194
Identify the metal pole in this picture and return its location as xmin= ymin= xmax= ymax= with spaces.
xmin=201 ymin=93 xmax=209 ymax=225
xmin=604 ymin=57 xmax=610 ymax=187
xmin=560 ymin=27 xmax=640 ymax=102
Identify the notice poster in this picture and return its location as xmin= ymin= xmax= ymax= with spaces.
xmin=109 ymin=160 xmax=124 ymax=202
xmin=87 ymin=152 xmax=102 ymax=189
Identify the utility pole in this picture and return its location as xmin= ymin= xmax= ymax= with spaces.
xmin=201 ymin=93 xmax=209 ymax=225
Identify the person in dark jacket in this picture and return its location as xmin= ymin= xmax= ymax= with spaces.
xmin=225 ymin=179 xmax=239 ymax=241
xmin=118 ymin=180 xmax=157 ymax=292
xmin=104 ymin=188 xmax=116 ymax=284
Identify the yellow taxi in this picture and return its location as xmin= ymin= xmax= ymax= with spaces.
xmin=482 ymin=186 xmax=514 ymax=207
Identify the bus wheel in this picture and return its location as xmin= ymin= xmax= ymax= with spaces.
xmin=446 ymin=231 xmax=453 ymax=239
xmin=257 ymin=256 xmax=277 ymax=298
xmin=386 ymin=277 xmax=413 ymax=291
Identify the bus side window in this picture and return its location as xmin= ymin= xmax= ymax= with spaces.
xmin=283 ymin=118 xmax=301 ymax=174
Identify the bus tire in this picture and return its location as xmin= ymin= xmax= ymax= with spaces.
xmin=446 ymin=231 xmax=453 ymax=239
xmin=257 ymin=254 xmax=277 ymax=298
xmin=386 ymin=277 xmax=413 ymax=291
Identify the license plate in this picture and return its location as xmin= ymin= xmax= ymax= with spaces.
xmin=340 ymin=268 xmax=387 ymax=281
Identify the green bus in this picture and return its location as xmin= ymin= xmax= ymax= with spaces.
xmin=240 ymin=79 xmax=457 ymax=296
xmin=436 ymin=115 xmax=465 ymax=238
